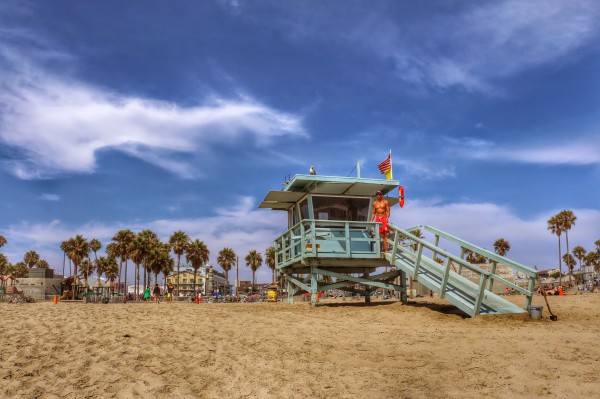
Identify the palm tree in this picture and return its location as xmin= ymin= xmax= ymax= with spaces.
xmin=37 ymin=259 xmax=49 ymax=269
xmin=493 ymin=238 xmax=511 ymax=257
xmin=89 ymin=239 xmax=102 ymax=260
xmin=105 ymin=242 xmax=118 ymax=261
xmin=65 ymin=235 xmax=90 ymax=281
xmin=410 ymin=229 xmax=424 ymax=252
xmin=23 ymin=250 xmax=40 ymax=268
xmin=563 ymin=253 xmax=576 ymax=285
xmin=96 ymin=256 xmax=109 ymax=284
xmin=547 ymin=215 xmax=563 ymax=286
xmin=572 ymin=245 xmax=587 ymax=277
xmin=79 ymin=259 xmax=94 ymax=286
xmin=169 ymin=230 xmax=190 ymax=297
xmin=465 ymin=250 xmax=477 ymax=264
xmin=13 ymin=261 xmax=28 ymax=278
xmin=265 ymin=246 xmax=276 ymax=282
xmin=0 ymin=253 xmax=9 ymax=275
xmin=217 ymin=247 xmax=236 ymax=295
xmin=139 ymin=230 xmax=159 ymax=288
xmin=558 ymin=210 xmax=576 ymax=268
xmin=60 ymin=240 xmax=71 ymax=277
xmin=245 ymin=250 xmax=263 ymax=294
xmin=0 ymin=235 xmax=7 ymax=248
xmin=161 ymin=254 xmax=175 ymax=291
xmin=105 ymin=257 xmax=119 ymax=284
xmin=186 ymin=239 xmax=210 ymax=293
xmin=112 ymin=229 xmax=135 ymax=295
xmin=585 ymin=251 xmax=600 ymax=277
xmin=474 ymin=253 xmax=487 ymax=263
xmin=147 ymin=243 xmax=170 ymax=287
xmin=129 ymin=235 xmax=146 ymax=300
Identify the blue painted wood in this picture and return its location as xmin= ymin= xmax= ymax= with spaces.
xmin=387 ymin=224 xmax=536 ymax=316
xmin=422 ymin=225 xmax=537 ymax=277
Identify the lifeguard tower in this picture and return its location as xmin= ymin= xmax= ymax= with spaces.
xmin=259 ymin=172 xmax=538 ymax=317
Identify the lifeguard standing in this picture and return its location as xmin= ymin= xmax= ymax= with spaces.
xmin=371 ymin=190 xmax=390 ymax=252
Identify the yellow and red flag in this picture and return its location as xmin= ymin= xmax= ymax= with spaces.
xmin=377 ymin=151 xmax=393 ymax=180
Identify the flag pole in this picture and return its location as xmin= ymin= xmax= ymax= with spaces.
xmin=389 ymin=149 xmax=393 ymax=180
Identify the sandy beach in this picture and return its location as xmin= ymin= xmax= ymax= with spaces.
xmin=1 ymin=294 xmax=599 ymax=399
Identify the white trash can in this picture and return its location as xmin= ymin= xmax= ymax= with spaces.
xmin=529 ymin=305 xmax=543 ymax=319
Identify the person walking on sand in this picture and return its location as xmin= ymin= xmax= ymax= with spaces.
xmin=153 ymin=283 xmax=161 ymax=304
xmin=167 ymin=282 xmax=175 ymax=304
xmin=371 ymin=190 xmax=391 ymax=252
xmin=143 ymin=286 xmax=151 ymax=302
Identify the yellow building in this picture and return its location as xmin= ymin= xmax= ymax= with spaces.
xmin=165 ymin=264 xmax=228 ymax=296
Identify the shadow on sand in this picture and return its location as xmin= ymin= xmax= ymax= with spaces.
xmin=406 ymin=300 xmax=470 ymax=318
xmin=318 ymin=299 xmax=469 ymax=318
xmin=317 ymin=301 xmax=397 ymax=308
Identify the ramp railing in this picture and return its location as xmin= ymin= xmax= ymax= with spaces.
xmin=387 ymin=224 xmax=537 ymax=316
xmin=419 ymin=225 xmax=537 ymax=308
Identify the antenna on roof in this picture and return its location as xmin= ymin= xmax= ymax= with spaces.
xmin=283 ymin=173 xmax=290 ymax=187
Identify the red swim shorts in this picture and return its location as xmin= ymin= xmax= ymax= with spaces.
xmin=374 ymin=215 xmax=389 ymax=233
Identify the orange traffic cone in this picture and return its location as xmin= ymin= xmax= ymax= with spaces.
xmin=559 ymin=286 xmax=563 ymax=296
xmin=53 ymin=295 xmax=58 ymax=304
xmin=195 ymin=296 xmax=200 ymax=304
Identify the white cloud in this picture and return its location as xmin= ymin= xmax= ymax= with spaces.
xmin=40 ymin=193 xmax=60 ymax=201
xmin=0 ymin=77 xmax=306 ymax=179
xmin=0 ymin=40 xmax=306 ymax=180
xmin=447 ymin=136 xmax=600 ymax=165
xmin=391 ymin=0 xmax=600 ymax=93
xmin=226 ymin=0 xmax=600 ymax=93
xmin=394 ymin=158 xmax=456 ymax=180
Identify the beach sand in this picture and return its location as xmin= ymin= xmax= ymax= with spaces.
xmin=1 ymin=294 xmax=599 ymax=398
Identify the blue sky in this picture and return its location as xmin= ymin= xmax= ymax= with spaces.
xmin=1 ymin=0 xmax=599 ymax=282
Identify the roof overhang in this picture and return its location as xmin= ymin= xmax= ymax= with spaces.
xmin=284 ymin=174 xmax=399 ymax=196
xmin=258 ymin=191 xmax=305 ymax=210
xmin=259 ymin=174 xmax=400 ymax=210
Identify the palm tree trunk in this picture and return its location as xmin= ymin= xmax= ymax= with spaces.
xmin=252 ymin=270 xmax=255 ymax=294
xmin=117 ymin=260 xmax=122 ymax=296
xmin=62 ymin=252 xmax=66 ymax=277
xmin=136 ymin=263 xmax=140 ymax=301
xmin=558 ymin=235 xmax=562 ymax=287
xmin=193 ymin=269 xmax=197 ymax=293
xmin=176 ymin=254 xmax=181 ymax=297
xmin=225 ymin=270 xmax=229 ymax=295
xmin=124 ymin=259 xmax=128 ymax=297
xmin=565 ymin=231 xmax=572 ymax=286
xmin=143 ymin=265 xmax=147 ymax=291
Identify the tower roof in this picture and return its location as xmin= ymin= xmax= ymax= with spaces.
xmin=259 ymin=174 xmax=399 ymax=210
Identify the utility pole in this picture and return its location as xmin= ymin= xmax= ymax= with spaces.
xmin=236 ymin=256 xmax=239 ymax=301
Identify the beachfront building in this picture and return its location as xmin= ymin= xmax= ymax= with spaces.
xmin=165 ymin=263 xmax=228 ymax=296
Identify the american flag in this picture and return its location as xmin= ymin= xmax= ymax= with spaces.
xmin=378 ymin=155 xmax=391 ymax=174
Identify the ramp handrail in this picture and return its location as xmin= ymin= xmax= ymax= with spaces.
xmin=388 ymin=224 xmax=536 ymax=313
xmin=422 ymin=225 xmax=537 ymax=277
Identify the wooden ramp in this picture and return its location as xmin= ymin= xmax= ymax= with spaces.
xmin=385 ymin=224 xmax=536 ymax=316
